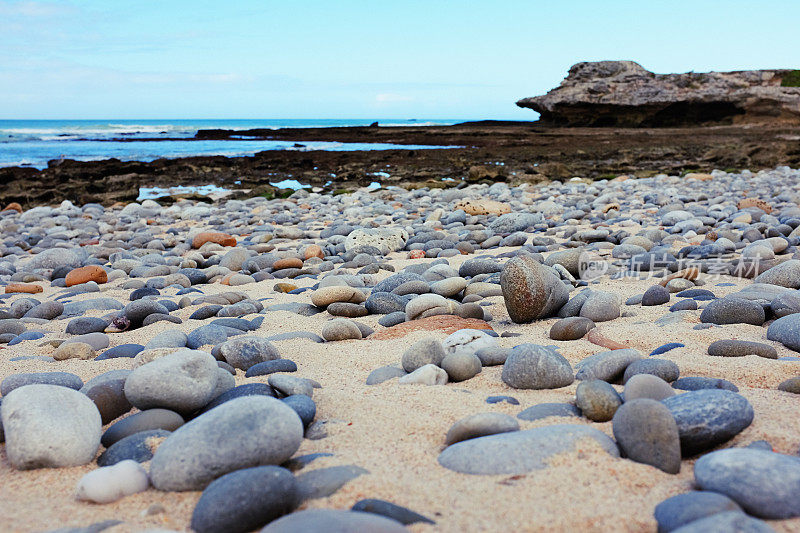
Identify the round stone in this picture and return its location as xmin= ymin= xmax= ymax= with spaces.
xmin=500 ymin=255 xmax=569 ymax=323
xmin=549 ymin=317 xmax=595 ymax=341
xmin=218 ymin=336 xmax=280 ymax=370
xmin=401 ymin=337 xmax=446 ymax=373
xmin=623 ymin=374 xmax=675 ymax=401
xmin=622 ymin=358 xmax=680 ymax=383
xmin=612 ymin=398 xmax=681 ymax=474
xmin=150 ymin=396 xmax=303 ymax=491
xmin=75 ymin=460 xmax=149 ymax=504
xmin=767 ymin=313 xmax=800 ymax=351
xmin=501 ymin=344 xmax=574 ymax=390
xmin=440 ymin=352 xmax=482 ymax=382
xmin=575 ymin=379 xmax=622 ymax=421
xmin=98 ymin=429 xmax=172 ymax=466
xmin=641 ymin=285 xmax=671 ymax=306
xmin=654 ymin=491 xmax=742 ymax=532
xmin=1 ymin=384 xmax=101 ymax=469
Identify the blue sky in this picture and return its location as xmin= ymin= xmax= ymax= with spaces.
xmin=1 ymin=0 xmax=798 ymax=119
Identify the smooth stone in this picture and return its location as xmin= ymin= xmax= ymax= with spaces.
xmin=673 ymin=376 xmax=738 ymax=392
xmin=351 ymin=499 xmax=435 ymax=526
xmin=0 ymin=371 xmax=83 ymax=396
xmin=366 ymin=365 xmax=407 ymax=385
xmin=575 ymin=379 xmax=622 ymax=422
xmin=442 ymin=328 xmax=497 ymax=358
xmin=398 ymin=364 xmax=448 ymax=385
xmin=261 ymin=509 xmax=406 ymax=533
xmin=101 ymin=408 xmax=185 ymax=448
xmin=401 ymin=337 xmax=446 ymax=373
xmin=549 ymin=316 xmax=595 ymax=341
xmin=437 ymin=424 xmax=619 ymax=475
xmin=84 ymin=381 xmax=133 ymax=425
xmin=753 ymin=259 xmax=800 ymax=288
xmin=500 ymin=255 xmax=569 ymax=323
xmin=281 ymin=394 xmax=316 ymax=428
xmin=1 ymin=384 xmax=101 ymax=469
xmin=517 ymin=402 xmax=581 ymax=421
xmin=190 ymin=466 xmax=299 ymax=533
xmin=245 ymin=359 xmax=298 ymax=377
xmin=623 ymin=359 xmax=680 ymax=383
xmin=650 ymin=342 xmax=684 ymax=356
xmin=612 ymin=398 xmax=681 ymax=474
xmin=487 ymin=395 xmax=520 ymax=405
xmin=700 ymin=297 xmax=765 ymax=326
xmin=97 ymin=429 xmax=171 ymax=466
xmin=579 ymin=291 xmax=620 ymax=322
xmin=197 ymin=383 xmax=277 ymax=415
xmin=65 ymin=317 xmax=109 ymax=335
xmin=708 ymin=340 xmax=778 ymax=359
xmin=778 ymin=377 xmax=800 ymax=393
xmin=642 ymin=285 xmax=671 ymax=306
xmin=444 ymin=412 xmax=520 ymax=445
xmin=53 ymin=342 xmax=96 ymax=361
xmin=124 ymin=349 xmax=219 ymax=413
xmin=75 ymin=460 xmax=149 ymax=504
xmin=767 ymin=313 xmax=800 ymax=351
xmin=654 ymin=491 xmax=742 ymax=533
xmin=662 ymin=389 xmax=754 ymax=456
xmin=670 ymin=511 xmax=772 ymax=533
xmin=218 ymin=336 xmax=280 ymax=370
xmin=295 ymin=464 xmax=369 ymax=501
xmin=95 ymin=344 xmax=144 ymax=360
xmin=440 ymin=352 xmax=482 ymax=382
xmin=268 ymin=374 xmax=313 ymax=398
xmin=143 ymin=329 xmax=188 ymax=349
xmin=475 ymin=346 xmax=510 ymax=366
xmin=150 ymin=396 xmax=303 ymax=491
xmin=378 ymin=311 xmax=407 ymax=327
xmin=62 ymin=332 xmax=110 ymax=350
xmin=501 ymin=344 xmax=574 ymax=389
xmin=575 ymin=349 xmax=643 ymax=382
xmin=321 ymin=318 xmax=362 ymax=341
xmin=694 ymin=448 xmax=800 ymax=519
xmin=623 ymin=374 xmax=675 ymax=401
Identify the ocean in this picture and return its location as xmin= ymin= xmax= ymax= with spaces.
xmin=0 ymin=119 xmax=462 ymax=169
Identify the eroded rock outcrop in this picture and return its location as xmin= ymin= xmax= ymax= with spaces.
xmin=517 ymin=61 xmax=800 ymax=126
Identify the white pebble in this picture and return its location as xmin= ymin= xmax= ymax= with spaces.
xmin=75 ymin=460 xmax=149 ymax=504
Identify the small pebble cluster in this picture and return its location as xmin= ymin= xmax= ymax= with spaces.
xmin=2 ymin=166 xmax=800 ymax=531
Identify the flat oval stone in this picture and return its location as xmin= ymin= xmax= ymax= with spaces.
xmin=549 ymin=316 xmax=595 ymax=341
xmin=694 ymin=448 xmax=800 ymax=519
xmin=218 ymin=336 xmax=280 ymax=370
xmin=245 ymin=359 xmax=298 ymax=377
xmin=190 ymin=466 xmax=298 ymax=533
xmin=700 ymin=297 xmax=765 ymax=326
xmin=1 ymin=371 xmax=83 ymax=396
xmin=622 ymin=358 xmax=680 ymax=383
xmin=575 ymin=349 xmax=643 ymax=382
xmin=623 ymin=374 xmax=675 ymax=402
xmin=673 ymin=376 xmax=738 ymax=392
xmin=97 ymin=429 xmax=171 ymax=466
xmin=96 ymin=343 xmax=144 ymax=360
xmin=262 ymin=509 xmax=406 ymax=533
xmin=517 ymin=402 xmax=580 ymax=421
xmin=501 ymin=344 xmax=574 ymax=390
xmin=708 ymin=340 xmax=778 ymax=359
xmin=444 ymin=413 xmax=520 ymax=445
xmin=437 ymin=424 xmax=619 ymax=475
xmin=662 ymin=389 xmax=754 ymax=456
xmin=101 ymin=408 xmax=184 ymax=448
xmin=150 ymin=396 xmax=303 ymax=491
xmin=351 ymin=499 xmax=435 ymax=526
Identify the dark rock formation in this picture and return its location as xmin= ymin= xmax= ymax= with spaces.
xmin=517 ymin=61 xmax=800 ymax=127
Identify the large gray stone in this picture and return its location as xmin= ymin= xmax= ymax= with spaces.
xmin=694 ymin=448 xmax=800 ymax=519
xmin=767 ymin=313 xmax=800 ymax=351
xmin=501 ymin=344 xmax=574 ymax=389
xmin=1 ymin=384 xmax=101 ymax=469
xmin=218 ymin=336 xmax=280 ymax=370
xmin=437 ymin=424 xmax=619 ymax=475
xmin=754 ymin=259 xmax=800 ymax=288
xmin=150 ymin=396 xmax=303 ymax=491
xmin=575 ymin=349 xmax=643 ymax=382
xmin=612 ymin=399 xmax=681 ymax=474
xmin=124 ymin=349 xmax=220 ymax=413
xmin=699 ymin=297 xmax=765 ymax=326
xmin=662 ymin=389 xmax=754 ymax=456
xmin=654 ymin=491 xmax=742 ymax=533
xmin=262 ymin=509 xmax=406 ymax=533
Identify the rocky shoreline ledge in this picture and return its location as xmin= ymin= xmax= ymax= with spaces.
xmin=2 ymin=166 xmax=800 ymax=530
xmin=2 ymin=122 xmax=799 ymax=208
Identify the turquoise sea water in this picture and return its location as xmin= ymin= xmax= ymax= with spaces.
xmin=0 ymin=119 xmax=462 ymax=169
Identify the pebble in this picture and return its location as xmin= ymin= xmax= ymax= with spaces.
xmin=767 ymin=313 xmax=800 ymax=351
xmin=440 ymin=352 xmax=482 ymax=382
xmin=549 ymin=316 xmax=595 ymax=341
xmin=500 ymin=255 xmax=568 ymax=322
xmin=672 ymin=376 xmax=738 ymax=392
xmin=268 ymin=374 xmax=314 ymax=397
xmin=708 ymin=339 xmax=778 ymax=359
xmin=622 ymin=358 xmax=680 ymax=383
xmin=262 ymin=509 xmax=406 ymax=533
xmin=654 ymin=491 xmax=742 ymax=533
xmin=641 ymin=285 xmax=670 ymax=306
xmin=75 ymin=460 xmax=149 ymax=504
xmin=501 ymin=344 xmax=574 ymax=389
xmin=575 ymin=379 xmax=622 ymax=422
xmin=53 ymin=341 xmax=96 ymax=361
xmin=662 ymin=389 xmax=754 ymax=456
xmin=217 ymin=336 xmax=280 ymax=370
xmin=623 ymin=374 xmax=675 ymax=401
xmin=366 ymin=365 xmax=407 ymax=385
xmin=351 ymin=499 xmax=435 ymax=526
xmin=444 ymin=412 xmax=519 ymax=445
xmin=401 ymin=337 xmax=446 ymax=372
xmin=245 ymin=359 xmax=298 ymax=377
xmin=98 ymin=429 xmax=171 ymax=466
xmin=517 ymin=402 xmax=581 ymax=421
xmin=438 ymin=424 xmax=619 ymax=475
xmin=190 ymin=466 xmax=298 ymax=533
xmin=694 ymin=448 xmax=800 ymax=519
xmin=575 ymin=349 xmax=643 ymax=382
xmin=670 ymin=511 xmax=773 ymax=533
xmin=321 ymin=318 xmax=362 ymax=341
xmin=101 ymin=408 xmax=184 ymax=448
xmin=612 ymin=398 xmax=681 ymax=474
xmin=1 ymin=384 xmax=101 ymax=469
xmin=398 ymin=363 xmax=448 ymax=385
xmin=150 ymin=396 xmax=303 ymax=491
xmin=700 ymin=297 xmax=765 ymax=326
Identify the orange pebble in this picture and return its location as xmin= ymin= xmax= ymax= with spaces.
xmin=409 ymin=250 xmax=425 ymax=259
xmin=272 ymin=257 xmax=303 ymax=270
xmin=304 ymin=244 xmax=324 ymax=260
xmin=192 ymin=232 xmax=236 ymax=249
xmin=5 ymin=283 xmax=43 ymax=294
xmin=2 ymin=202 xmax=23 ymax=213
xmin=65 ymin=265 xmax=108 ymax=287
